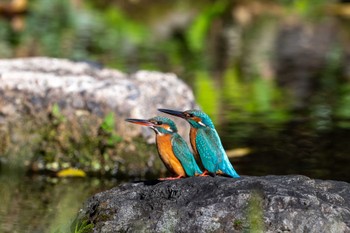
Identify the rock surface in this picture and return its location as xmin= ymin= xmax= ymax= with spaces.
xmin=80 ymin=175 xmax=350 ymax=233
xmin=0 ymin=57 xmax=197 ymax=140
xmin=0 ymin=57 xmax=197 ymax=174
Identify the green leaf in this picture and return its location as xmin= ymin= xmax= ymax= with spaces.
xmin=107 ymin=134 xmax=122 ymax=146
xmin=100 ymin=112 xmax=115 ymax=133
xmin=52 ymin=103 xmax=66 ymax=123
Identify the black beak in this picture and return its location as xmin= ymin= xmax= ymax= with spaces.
xmin=158 ymin=109 xmax=187 ymax=119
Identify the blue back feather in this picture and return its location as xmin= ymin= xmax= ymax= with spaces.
xmin=195 ymin=128 xmax=219 ymax=173
xmin=196 ymin=123 xmax=240 ymax=178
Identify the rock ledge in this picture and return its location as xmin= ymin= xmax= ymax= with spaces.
xmin=80 ymin=175 xmax=350 ymax=233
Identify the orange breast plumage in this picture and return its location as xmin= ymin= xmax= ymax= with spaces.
xmin=156 ymin=134 xmax=186 ymax=177
xmin=190 ymin=127 xmax=202 ymax=166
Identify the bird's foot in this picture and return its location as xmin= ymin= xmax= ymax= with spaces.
xmin=216 ymin=170 xmax=239 ymax=178
xmin=198 ymin=170 xmax=210 ymax=177
xmin=158 ymin=175 xmax=184 ymax=180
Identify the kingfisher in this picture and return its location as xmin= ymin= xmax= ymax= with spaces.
xmin=158 ymin=109 xmax=240 ymax=178
xmin=125 ymin=116 xmax=202 ymax=180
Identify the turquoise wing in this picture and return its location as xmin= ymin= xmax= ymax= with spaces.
xmin=195 ymin=128 xmax=220 ymax=173
xmin=197 ymin=127 xmax=239 ymax=178
xmin=172 ymin=134 xmax=202 ymax=176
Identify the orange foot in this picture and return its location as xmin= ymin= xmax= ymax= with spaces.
xmin=158 ymin=175 xmax=184 ymax=180
xmin=198 ymin=170 xmax=209 ymax=177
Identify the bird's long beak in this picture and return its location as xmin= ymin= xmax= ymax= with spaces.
xmin=125 ymin=118 xmax=154 ymax=127
xmin=158 ymin=109 xmax=186 ymax=119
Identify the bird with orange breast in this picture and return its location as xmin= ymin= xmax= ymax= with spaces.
xmin=125 ymin=116 xmax=202 ymax=180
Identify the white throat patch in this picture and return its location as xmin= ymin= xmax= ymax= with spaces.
xmin=198 ymin=121 xmax=206 ymax=127
xmin=151 ymin=127 xmax=164 ymax=136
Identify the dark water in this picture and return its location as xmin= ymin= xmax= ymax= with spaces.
xmin=1 ymin=0 xmax=350 ymax=231
xmin=0 ymin=166 xmax=118 ymax=233
xmin=222 ymin=118 xmax=350 ymax=182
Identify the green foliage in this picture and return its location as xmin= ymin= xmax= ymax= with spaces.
xmin=0 ymin=0 xmax=149 ymax=66
xmin=26 ymin=106 xmax=124 ymax=174
xmin=279 ymin=0 xmax=329 ymax=19
xmin=195 ymin=71 xmax=219 ymax=123
xmin=221 ymin=67 xmax=290 ymax=124
xmin=72 ymin=219 xmax=94 ymax=233
xmin=102 ymin=7 xmax=148 ymax=46
xmin=52 ymin=103 xmax=66 ymax=124
xmin=100 ymin=112 xmax=115 ymax=133
xmin=99 ymin=112 xmax=122 ymax=146
xmin=0 ymin=20 xmax=13 ymax=57
xmin=24 ymin=0 xmax=75 ymax=56
xmin=186 ymin=0 xmax=229 ymax=52
xmin=1 ymin=104 xmax=163 ymax=177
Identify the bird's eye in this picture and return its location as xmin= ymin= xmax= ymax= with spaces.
xmin=188 ymin=113 xmax=194 ymax=117
xmin=155 ymin=121 xmax=162 ymax=125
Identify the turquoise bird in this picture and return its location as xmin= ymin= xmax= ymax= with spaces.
xmin=158 ymin=109 xmax=240 ymax=178
xmin=125 ymin=116 xmax=202 ymax=179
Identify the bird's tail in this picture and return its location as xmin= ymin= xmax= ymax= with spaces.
xmin=220 ymin=158 xmax=240 ymax=178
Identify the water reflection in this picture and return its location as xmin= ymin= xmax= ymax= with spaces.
xmin=220 ymin=117 xmax=350 ymax=182
xmin=0 ymin=166 xmax=118 ymax=233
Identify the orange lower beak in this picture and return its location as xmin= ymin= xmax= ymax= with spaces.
xmin=125 ymin=118 xmax=154 ymax=127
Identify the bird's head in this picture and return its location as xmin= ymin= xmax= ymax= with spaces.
xmin=158 ymin=109 xmax=214 ymax=129
xmin=125 ymin=116 xmax=177 ymax=135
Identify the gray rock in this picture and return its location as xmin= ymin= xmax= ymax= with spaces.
xmin=80 ymin=175 xmax=350 ymax=233
xmin=0 ymin=57 xmax=197 ymax=141
xmin=0 ymin=57 xmax=198 ymax=175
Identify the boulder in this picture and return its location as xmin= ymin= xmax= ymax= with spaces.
xmin=0 ymin=57 xmax=197 ymax=175
xmin=80 ymin=175 xmax=350 ymax=233
xmin=0 ymin=57 xmax=196 ymax=140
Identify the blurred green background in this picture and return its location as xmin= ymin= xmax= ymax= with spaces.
xmin=1 ymin=0 xmax=350 ymax=232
